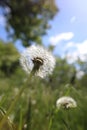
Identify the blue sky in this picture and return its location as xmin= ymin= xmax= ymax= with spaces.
xmin=0 ymin=0 xmax=87 ymax=62
xmin=42 ymin=0 xmax=87 ymax=62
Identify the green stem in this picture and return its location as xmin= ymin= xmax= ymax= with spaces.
xmin=18 ymin=109 xmax=23 ymax=130
xmin=62 ymin=118 xmax=71 ymax=130
xmin=0 ymin=84 xmax=26 ymax=129
xmin=48 ymin=108 xmax=59 ymax=130
xmin=48 ymin=115 xmax=53 ymax=130
xmin=25 ymin=97 xmax=32 ymax=130
xmin=64 ymin=84 xmax=71 ymax=96
xmin=61 ymin=109 xmax=72 ymax=130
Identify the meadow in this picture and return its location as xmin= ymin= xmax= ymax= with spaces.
xmin=0 ymin=41 xmax=87 ymax=130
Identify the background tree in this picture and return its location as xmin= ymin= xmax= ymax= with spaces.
xmin=0 ymin=40 xmax=19 ymax=76
xmin=0 ymin=0 xmax=58 ymax=46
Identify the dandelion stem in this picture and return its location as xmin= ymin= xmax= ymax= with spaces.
xmin=62 ymin=118 xmax=72 ymax=130
xmin=0 ymin=75 xmax=31 ymax=129
xmin=48 ymin=108 xmax=59 ymax=130
xmin=48 ymin=115 xmax=53 ymax=130
xmin=25 ymin=97 xmax=32 ymax=130
xmin=18 ymin=109 xmax=23 ymax=130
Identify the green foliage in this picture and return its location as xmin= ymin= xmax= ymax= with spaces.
xmin=0 ymin=41 xmax=87 ymax=130
xmin=0 ymin=40 xmax=19 ymax=76
xmin=45 ymin=57 xmax=76 ymax=89
xmin=0 ymin=0 xmax=58 ymax=46
xmin=0 ymin=108 xmax=14 ymax=130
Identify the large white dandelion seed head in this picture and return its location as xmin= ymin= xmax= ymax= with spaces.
xmin=20 ymin=45 xmax=56 ymax=78
xmin=56 ymin=96 xmax=77 ymax=109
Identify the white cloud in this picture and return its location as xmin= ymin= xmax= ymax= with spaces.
xmin=70 ymin=16 xmax=76 ymax=23
xmin=65 ymin=52 xmax=79 ymax=63
xmin=65 ymin=40 xmax=87 ymax=62
xmin=0 ymin=15 xmax=6 ymax=27
xmin=76 ymin=70 xmax=84 ymax=79
xmin=49 ymin=32 xmax=74 ymax=46
xmin=64 ymin=42 xmax=75 ymax=49
xmin=49 ymin=32 xmax=87 ymax=63
xmin=76 ymin=40 xmax=87 ymax=55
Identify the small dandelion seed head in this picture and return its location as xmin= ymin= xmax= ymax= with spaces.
xmin=56 ymin=96 xmax=77 ymax=109
xmin=20 ymin=45 xmax=56 ymax=78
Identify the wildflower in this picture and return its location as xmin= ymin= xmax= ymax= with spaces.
xmin=20 ymin=45 xmax=56 ymax=78
xmin=56 ymin=96 xmax=77 ymax=109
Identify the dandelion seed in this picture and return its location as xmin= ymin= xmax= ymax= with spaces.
xmin=20 ymin=45 xmax=56 ymax=78
xmin=56 ymin=96 xmax=77 ymax=109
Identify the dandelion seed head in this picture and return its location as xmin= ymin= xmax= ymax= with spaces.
xmin=20 ymin=45 xmax=56 ymax=78
xmin=56 ymin=96 xmax=77 ymax=109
